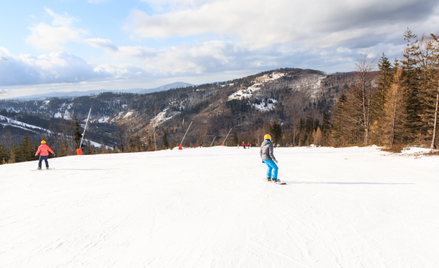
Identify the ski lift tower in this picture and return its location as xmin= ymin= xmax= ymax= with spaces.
xmin=77 ymin=108 xmax=92 ymax=155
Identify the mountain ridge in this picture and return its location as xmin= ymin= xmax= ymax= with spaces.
xmin=2 ymin=82 xmax=194 ymax=101
xmin=0 ymin=67 xmax=366 ymax=149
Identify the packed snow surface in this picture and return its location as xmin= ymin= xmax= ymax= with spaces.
xmin=1 ymin=146 xmax=439 ymax=267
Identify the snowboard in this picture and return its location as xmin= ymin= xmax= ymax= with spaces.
xmin=32 ymin=168 xmax=55 ymax=171
xmin=272 ymin=181 xmax=287 ymax=185
xmin=267 ymin=178 xmax=287 ymax=185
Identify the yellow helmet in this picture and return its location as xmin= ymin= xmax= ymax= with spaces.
xmin=41 ymin=140 xmax=46 ymax=144
xmin=264 ymin=134 xmax=271 ymax=140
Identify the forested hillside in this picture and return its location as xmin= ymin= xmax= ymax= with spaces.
xmin=1 ymin=67 xmax=358 ymax=159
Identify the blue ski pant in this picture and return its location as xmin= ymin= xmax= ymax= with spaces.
xmin=263 ymin=159 xmax=278 ymax=179
xmin=38 ymin=156 xmax=49 ymax=168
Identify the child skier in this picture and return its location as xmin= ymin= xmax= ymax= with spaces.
xmin=35 ymin=140 xmax=55 ymax=170
xmin=260 ymin=134 xmax=279 ymax=182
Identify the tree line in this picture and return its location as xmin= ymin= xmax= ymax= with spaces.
xmin=332 ymin=28 xmax=439 ymax=149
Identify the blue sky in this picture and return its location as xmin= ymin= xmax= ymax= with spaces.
xmin=1 ymin=0 xmax=439 ymax=98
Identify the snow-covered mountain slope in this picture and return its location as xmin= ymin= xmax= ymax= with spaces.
xmin=228 ymin=72 xmax=285 ymax=101
xmin=1 ymin=147 xmax=438 ymax=267
xmin=0 ymin=115 xmax=106 ymax=148
xmin=0 ymin=115 xmax=52 ymax=134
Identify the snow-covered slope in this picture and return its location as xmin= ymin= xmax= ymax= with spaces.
xmin=1 ymin=147 xmax=438 ymax=267
xmin=228 ymin=72 xmax=285 ymax=101
xmin=0 ymin=115 xmax=52 ymax=134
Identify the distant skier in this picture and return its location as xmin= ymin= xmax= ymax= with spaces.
xmin=35 ymin=140 xmax=55 ymax=170
xmin=241 ymin=142 xmax=246 ymax=149
xmin=247 ymin=142 xmax=251 ymax=148
xmin=260 ymin=134 xmax=279 ymax=182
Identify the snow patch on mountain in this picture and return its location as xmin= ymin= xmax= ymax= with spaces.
xmin=291 ymin=74 xmax=327 ymax=99
xmin=228 ymin=72 xmax=285 ymax=101
xmin=252 ymin=98 xmax=278 ymax=112
xmin=40 ymin=100 xmax=50 ymax=109
xmin=150 ymin=108 xmax=180 ymax=127
xmin=123 ymin=111 xmax=134 ymax=119
xmin=54 ymin=110 xmax=72 ymax=120
xmin=98 ymin=116 xmax=110 ymax=123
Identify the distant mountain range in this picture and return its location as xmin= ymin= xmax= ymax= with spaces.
xmin=4 ymin=82 xmax=193 ymax=101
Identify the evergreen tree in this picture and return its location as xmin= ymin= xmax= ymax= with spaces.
xmin=232 ymin=126 xmax=238 ymax=146
xmin=0 ymin=140 xmax=10 ymax=164
xmin=371 ymin=53 xmax=393 ymax=144
xmin=14 ymin=134 xmax=34 ymax=163
xmin=73 ymin=117 xmax=82 ymax=149
xmin=271 ymin=121 xmax=282 ymax=144
xmin=401 ymin=28 xmax=422 ymax=140
xmin=163 ymin=130 xmax=169 ymax=149
xmin=298 ymin=118 xmax=307 ymax=146
xmin=332 ymin=92 xmax=349 ymax=146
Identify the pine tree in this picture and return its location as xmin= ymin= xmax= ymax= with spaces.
xmin=371 ymin=53 xmax=393 ymax=144
xmin=14 ymin=134 xmax=34 ymax=163
xmin=232 ymin=126 xmax=239 ymax=146
xmin=271 ymin=121 xmax=282 ymax=144
xmin=298 ymin=118 xmax=306 ymax=146
xmin=0 ymin=140 xmax=10 ymax=164
xmin=73 ymin=117 xmax=82 ymax=149
xmin=163 ymin=130 xmax=169 ymax=149
xmin=401 ymin=28 xmax=422 ymax=141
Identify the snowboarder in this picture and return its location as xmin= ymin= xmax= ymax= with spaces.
xmin=35 ymin=140 xmax=55 ymax=170
xmin=260 ymin=134 xmax=279 ymax=182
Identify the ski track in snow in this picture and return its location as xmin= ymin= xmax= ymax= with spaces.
xmin=1 ymin=146 xmax=439 ymax=267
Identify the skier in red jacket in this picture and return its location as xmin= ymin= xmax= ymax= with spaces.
xmin=35 ymin=140 xmax=55 ymax=170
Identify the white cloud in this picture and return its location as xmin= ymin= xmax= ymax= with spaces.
xmin=85 ymin=38 xmax=119 ymax=52
xmin=94 ymin=63 xmax=147 ymax=79
xmin=26 ymin=8 xmax=86 ymax=51
xmin=0 ymin=48 xmax=109 ymax=86
xmin=126 ymin=0 xmax=439 ymax=49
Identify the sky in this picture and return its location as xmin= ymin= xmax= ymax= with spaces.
xmin=1 ymin=0 xmax=439 ymax=99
